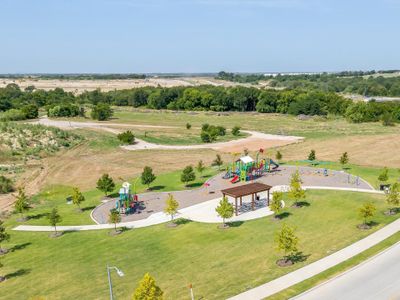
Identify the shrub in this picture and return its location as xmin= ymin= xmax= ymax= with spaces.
xmin=117 ymin=130 xmax=135 ymax=144
xmin=0 ymin=109 xmax=26 ymax=121
xmin=21 ymin=104 xmax=39 ymax=119
xmin=91 ymin=103 xmax=113 ymax=121
xmin=48 ymin=104 xmax=80 ymax=118
xmin=0 ymin=176 xmax=13 ymax=194
xmin=186 ymin=123 xmax=191 ymax=129
xmin=232 ymin=126 xmax=241 ymax=136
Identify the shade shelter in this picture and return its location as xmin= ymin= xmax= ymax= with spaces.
xmin=221 ymin=182 xmax=272 ymax=216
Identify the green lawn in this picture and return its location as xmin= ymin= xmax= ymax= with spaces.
xmin=1 ymin=190 xmax=398 ymax=300
xmin=5 ymin=167 xmax=219 ymax=226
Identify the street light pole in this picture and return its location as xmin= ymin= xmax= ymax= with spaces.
xmin=107 ymin=265 xmax=124 ymax=300
xmin=107 ymin=265 xmax=114 ymax=300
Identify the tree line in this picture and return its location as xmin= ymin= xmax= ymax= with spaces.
xmin=1 ymin=83 xmax=400 ymax=124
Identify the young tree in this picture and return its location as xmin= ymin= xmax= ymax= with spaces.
xmin=386 ymin=182 xmax=400 ymax=214
xmin=0 ymin=175 xmax=13 ymax=194
xmin=339 ymin=152 xmax=349 ymax=168
xmin=72 ymin=187 xmax=85 ymax=211
xmin=96 ymin=174 xmax=115 ymax=196
xmin=359 ymin=202 xmax=376 ymax=226
xmin=196 ymin=160 xmax=205 ymax=177
xmin=231 ymin=126 xmax=241 ymax=136
xmin=308 ymin=149 xmax=316 ymax=161
xmin=47 ymin=208 xmax=62 ymax=235
xmin=132 ymin=273 xmax=163 ymax=300
xmin=0 ymin=260 xmax=4 ymax=282
xmin=215 ymin=196 xmax=234 ymax=227
xmin=0 ymin=220 xmax=10 ymax=254
xmin=275 ymin=151 xmax=283 ymax=162
xmin=181 ymin=166 xmax=196 ymax=187
xmin=108 ymin=209 xmax=121 ymax=232
xmin=275 ymin=224 xmax=299 ymax=263
xmin=90 ymin=103 xmax=113 ymax=121
xmin=164 ymin=194 xmax=179 ymax=223
xmin=288 ymin=171 xmax=306 ymax=207
xmin=14 ymin=188 xmax=30 ymax=220
xmin=212 ymin=154 xmax=223 ymax=170
xmin=243 ymin=148 xmax=249 ymax=156
xmin=378 ymin=167 xmax=389 ymax=184
xmin=141 ymin=166 xmax=156 ymax=190
xmin=186 ymin=123 xmax=191 ymax=130
xmin=270 ymin=191 xmax=284 ymax=219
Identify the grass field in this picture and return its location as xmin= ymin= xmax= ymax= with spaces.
xmin=1 ymin=190 xmax=398 ymax=300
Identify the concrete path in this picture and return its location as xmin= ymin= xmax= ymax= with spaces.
xmin=293 ymin=242 xmax=400 ymax=300
xmin=227 ymin=218 xmax=400 ymax=300
xmin=32 ymin=117 xmax=303 ymax=151
xmin=13 ymin=185 xmax=379 ymax=232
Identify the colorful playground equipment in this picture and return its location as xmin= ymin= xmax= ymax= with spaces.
xmin=223 ymin=149 xmax=279 ymax=183
xmin=116 ymin=182 xmax=139 ymax=214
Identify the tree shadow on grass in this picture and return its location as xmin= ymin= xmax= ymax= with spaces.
xmin=5 ymin=268 xmax=31 ymax=280
xmin=367 ymin=220 xmax=380 ymax=227
xmin=186 ymin=182 xmax=203 ymax=188
xmin=149 ymin=185 xmax=165 ymax=191
xmin=107 ymin=192 xmax=119 ymax=198
xmin=81 ymin=206 xmax=96 ymax=212
xmin=227 ymin=221 xmax=244 ymax=227
xmin=10 ymin=242 xmax=31 ymax=253
xmin=290 ymin=251 xmax=310 ymax=263
xmin=292 ymin=201 xmax=310 ymax=208
xmin=119 ymin=226 xmax=132 ymax=232
xmin=28 ymin=213 xmax=47 ymax=220
xmin=275 ymin=212 xmax=291 ymax=220
xmin=201 ymin=174 xmax=212 ymax=179
xmin=174 ymin=218 xmax=192 ymax=225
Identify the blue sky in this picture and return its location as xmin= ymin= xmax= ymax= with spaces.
xmin=1 ymin=0 xmax=399 ymax=73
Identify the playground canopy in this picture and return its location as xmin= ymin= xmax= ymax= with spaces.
xmin=221 ymin=182 xmax=272 ymax=216
xmin=238 ymin=156 xmax=254 ymax=164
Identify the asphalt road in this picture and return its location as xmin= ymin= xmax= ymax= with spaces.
xmin=293 ymin=242 xmax=400 ymax=300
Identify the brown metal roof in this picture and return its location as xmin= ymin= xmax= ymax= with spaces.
xmin=221 ymin=182 xmax=272 ymax=198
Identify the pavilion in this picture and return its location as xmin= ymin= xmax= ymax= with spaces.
xmin=221 ymin=182 xmax=272 ymax=216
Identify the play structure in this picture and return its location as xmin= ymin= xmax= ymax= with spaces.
xmin=223 ymin=149 xmax=279 ymax=183
xmin=115 ymin=182 xmax=140 ymax=214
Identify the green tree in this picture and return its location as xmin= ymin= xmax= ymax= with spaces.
xmin=47 ymin=208 xmax=62 ymax=234
xmin=90 ymin=103 xmax=113 ymax=121
xmin=0 ymin=220 xmax=10 ymax=253
xmin=212 ymin=154 xmax=223 ymax=170
xmin=132 ymin=273 xmax=163 ymax=300
xmin=275 ymin=223 xmax=299 ymax=262
xmin=96 ymin=174 xmax=115 ymax=196
xmin=117 ymin=130 xmax=135 ymax=144
xmin=215 ymin=196 xmax=234 ymax=226
xmin=232 ymin=126 xmax=241 ymax=136
xmin=186 ymin=123 xmax=191 ymax=129
xmin=386 ymin=182 xmax=400 ymax=214
xmin=275 ymin=151 xmax=283 ymax=162
xmin=164 ymin=194 xmax=179 ymax=222
xmin=108 ymin=209 xmax=121 ymax=231
xmin=378 ymin=167 xmax=389 ymax=184
xmin=181 ymin=166 xmax=196 ymax=187
xmin=308 ymin=149 xmax=316 ymax=161
xmin=270 ymin=191 xmax=284 ymax=218
xmin=141 ymin=166 xmax=156 ymax=190
xmin=196 ymin=160 xmax=205 ymax=177
xmin=288 ymin=171 xmax=306 ymax=207
xmin=71 ymin=187 xmax=85 ymax=211
xmin=14 ymin=188 xmax=30 ymax=220
xmin=359 ymin=202 xmax=376 ymax=225
xmin=339 ymin=152 xmax=349 ymax=168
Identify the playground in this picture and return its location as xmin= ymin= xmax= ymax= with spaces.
xmin=92 ymin=160 xmax=374 ymax=224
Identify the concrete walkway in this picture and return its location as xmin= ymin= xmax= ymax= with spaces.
xmin=227 ymin=218 xmax=400 ymax=300
xmin=13 ymin=185 xmax=380 ymax=232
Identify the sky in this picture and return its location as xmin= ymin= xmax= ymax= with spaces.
xmin=0 ymin=0 xmax=399 ymax=73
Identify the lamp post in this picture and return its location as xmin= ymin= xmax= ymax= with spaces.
xmin=107 ymin=265 xmax=124 ymax=300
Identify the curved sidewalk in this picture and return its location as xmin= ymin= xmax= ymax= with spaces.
xmin=13 ymin=186 xmax=381 ymax=232
xmin=227 ymin=218 xmax=400 ymax=300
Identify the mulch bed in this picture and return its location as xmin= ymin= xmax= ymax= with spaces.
xmin=357 ymin=223 xmax=371 ymax=230
xmin=16 ymin=217 xmax=28 ymax=222
xmin=166 ymin=222 xmax=178 ymax=228
xmin=218 ymin=223 xmax=230 ymax=230
xmin=384 ymin=210 xmax=397 ymax=216
xmin=0 ymin=276 xmax=5 ymax=283
xmin=276 ymin=258 xmax=294 ymax=267
xmin=0 ymin=248 xmax=9 ymax=256
xmin=108 ymin=230 xmax=122 ymax=236
xmin=49 ymin=232 xmax=63 ymax=238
